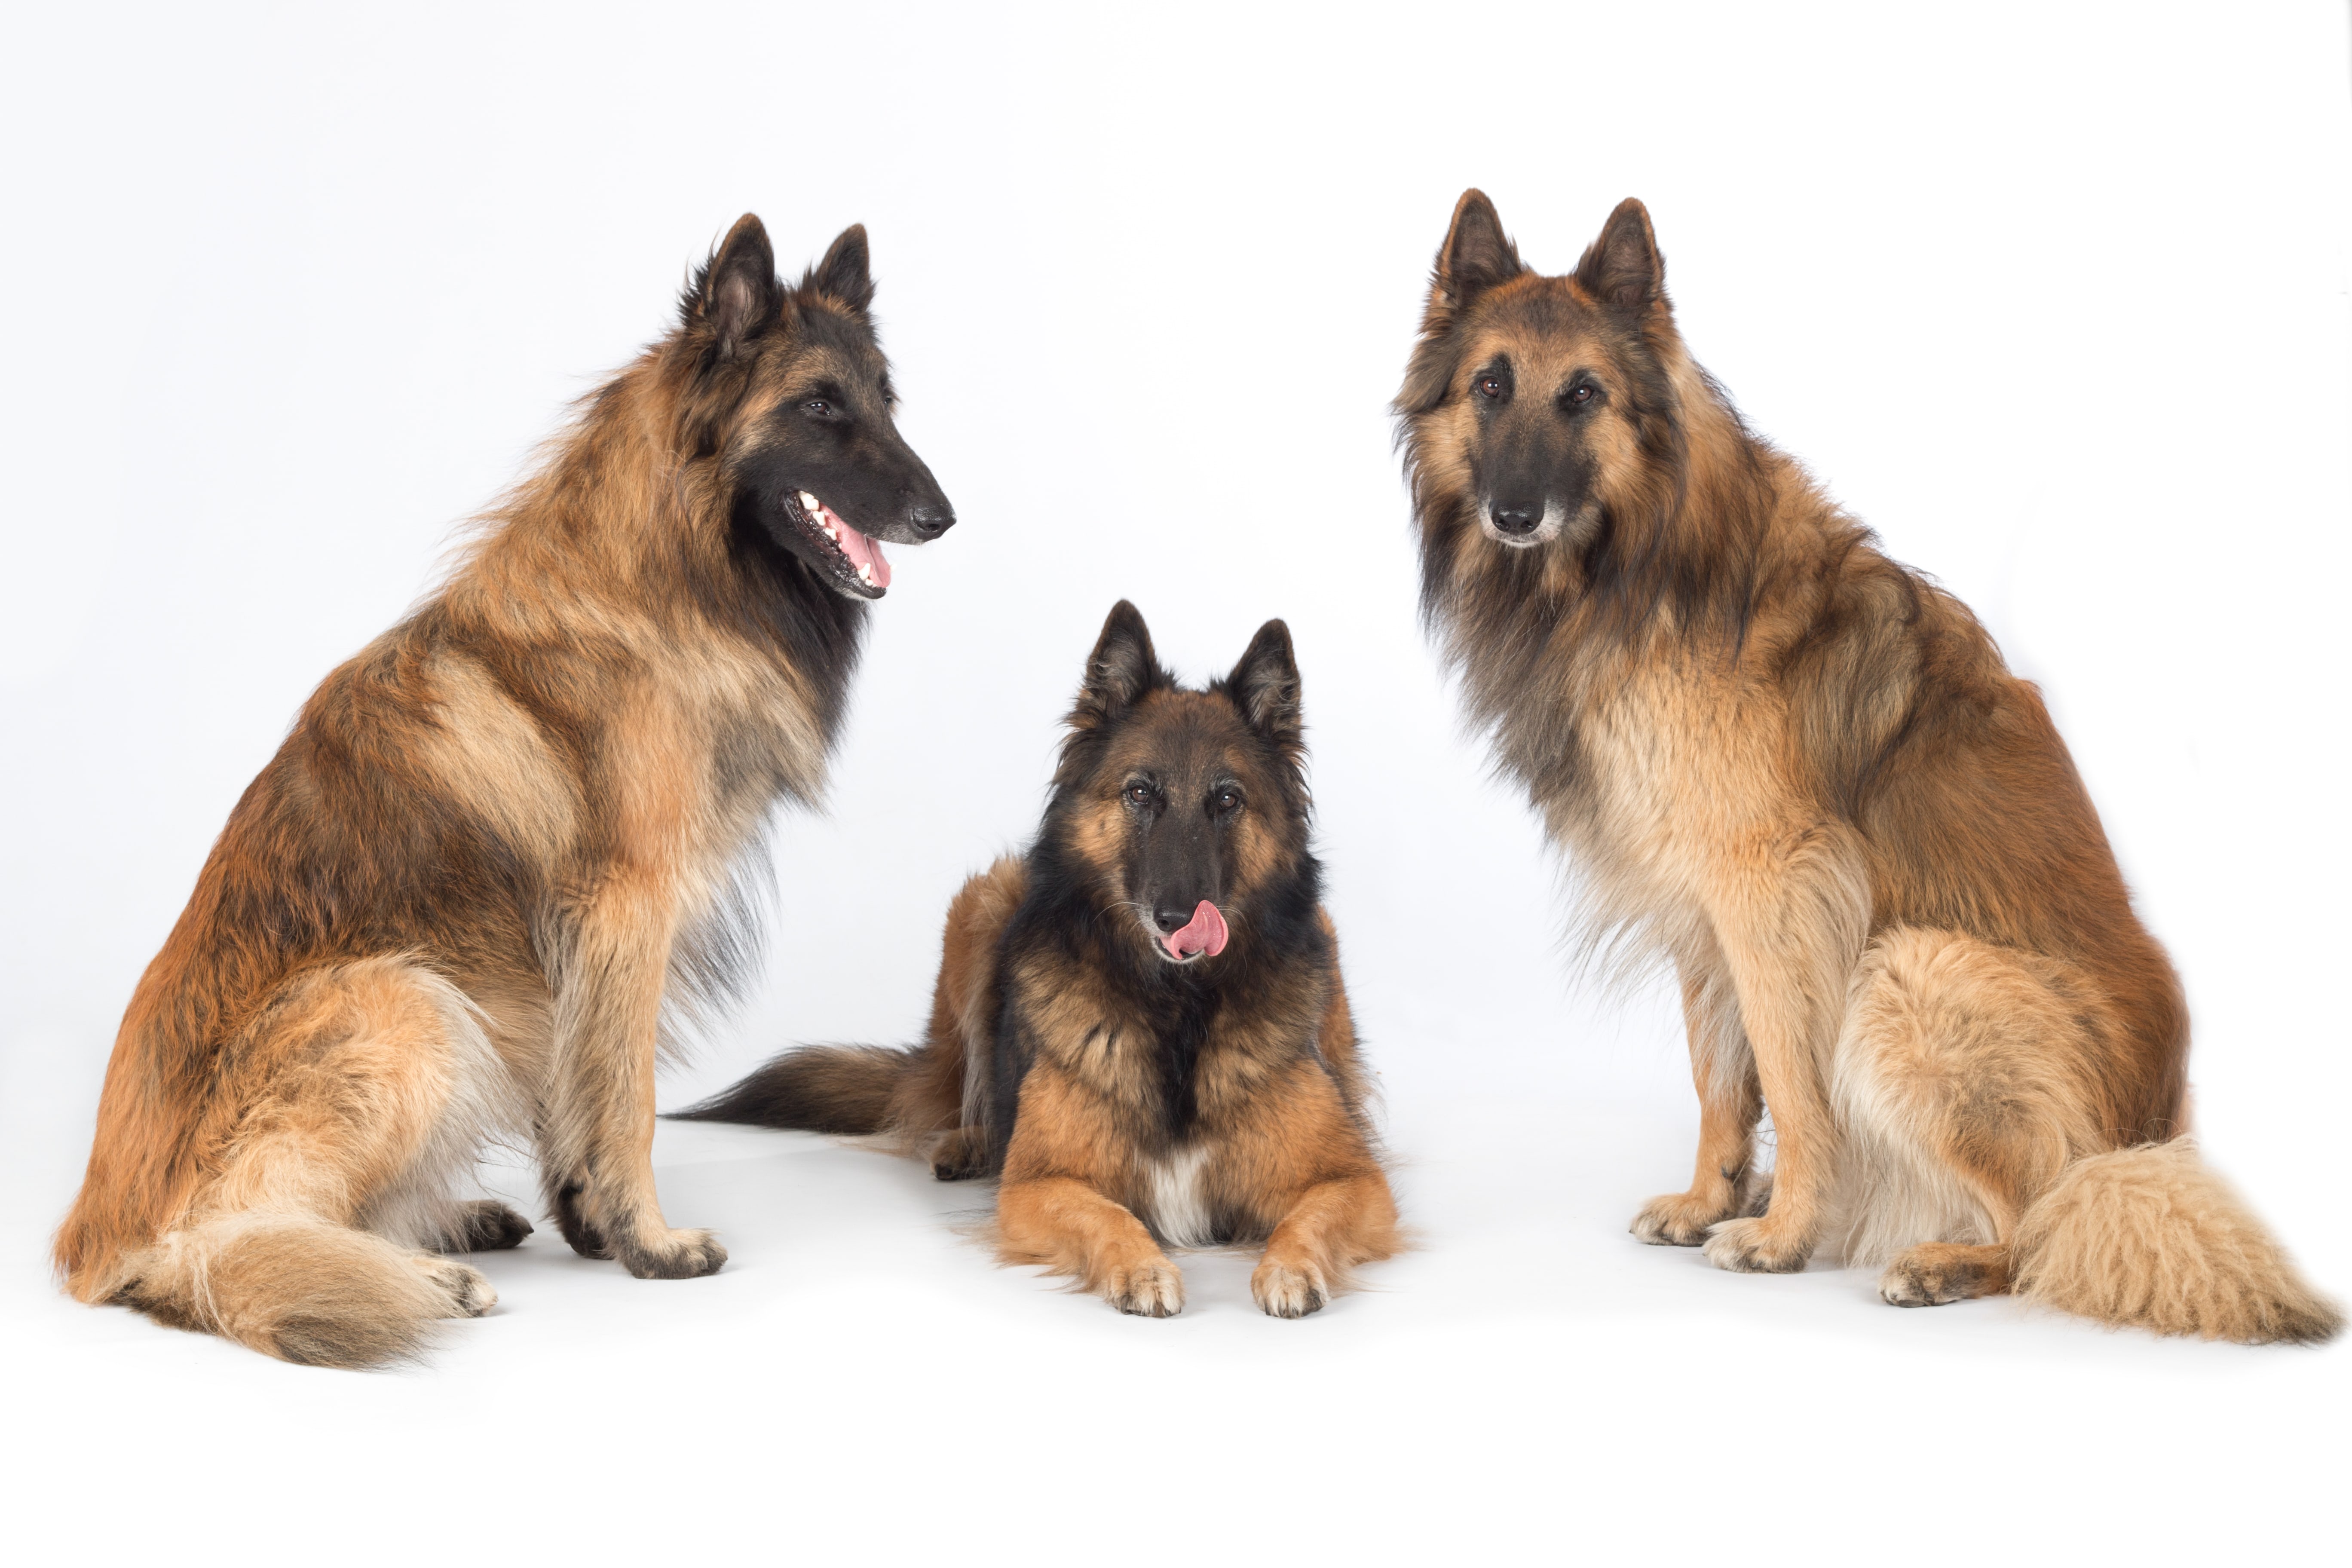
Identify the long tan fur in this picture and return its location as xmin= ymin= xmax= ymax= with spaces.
xmin=57 ymin=214 xmax=953 ymax=1365
xmin=1396 ymin=190 xmax=2337 ymax=1343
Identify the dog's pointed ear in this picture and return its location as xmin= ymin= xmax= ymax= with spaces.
xmin=1400 ymin=191 xmax=1527 ymax=413
xmin=1428 ymin=190 xmax=1525 ymax=324
xmin=808 ymin=224 xmax=876 ymax=313
xmin=1574 ymin=198 xmax=1665 ymax=312
xmin=1071 ymin=600 xmax=1164 ymax=731
xmin=692 ymin=214 xmax=781 ymax=361
xmin=1228 ymin=619 xmax=1303 ymax=752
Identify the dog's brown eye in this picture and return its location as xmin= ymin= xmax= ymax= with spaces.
xmin=1126 ymin=783 xmax=1152 ymax=805
xmin=1475 ymin=376 xmax=1503 ymax=399
xmin=1567 ymin=384 xmax=1595 ymax=406
xmin=1216 ymin=789 xmax=1240 ymax=812
xmin=803 ymin=398 xmax=833 ymax=416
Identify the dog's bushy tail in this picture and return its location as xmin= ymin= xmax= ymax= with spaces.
xmin=116 ymin=1212 xmax=487 ymax=1368
xmin=2011 ymin=1139 xmax=2340 ymax=1344
xmin=671 ymin=1044 xmax=926 ymax=1135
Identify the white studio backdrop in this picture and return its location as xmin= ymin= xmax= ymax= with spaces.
xmin=1 ymin=4 xmax=2346 ymax=1562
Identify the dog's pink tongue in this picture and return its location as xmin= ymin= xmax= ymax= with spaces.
xmin=825 ymin=510 xmax=892 ymax=589
xmin=1165 ymin=900 xmax=1229 ymax=960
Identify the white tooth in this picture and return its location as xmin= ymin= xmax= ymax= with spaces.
xmin=799 ymin=490 xmax=820 ymax=510
xmin=858 ymin=562 xmax=875 ymax=585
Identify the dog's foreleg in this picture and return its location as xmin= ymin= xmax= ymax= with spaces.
xmin=1252 ymin=1173 xmax=1399 ymax=1319
xmin=997 ymin=1176 xmax=1183 ymax=1317
xmin=1695 ymin=821 xmax=1868 ymax=1275
xmin=542 ymin=863 xmax=725 ymax=1280
xmin=1632 ymin=954 xmax=1764 ymax=1246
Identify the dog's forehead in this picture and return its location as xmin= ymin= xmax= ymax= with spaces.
xmin=761 ymin=306 xmax=888 ymax=387
xmin=1470 ymin=284 xmax=1617 ymax=380
xmin=1100 ymin=692 xmax=1253 ymax=781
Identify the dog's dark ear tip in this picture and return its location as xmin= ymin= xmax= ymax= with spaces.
xmin=1231 ymin=620 xmax=1305 ymax=741
xmin=695 ymin=214 xmax=781 ymax=358
xmin=1577 ymin=198 xmax=1665 ymax=312
xmin=1434 ymin=190 xmax=1525 ymax=317
xmin=811 ymin=224 xmax=877 ymax=312
xmin=1072 ymin=600 xmax=1162 ymax=726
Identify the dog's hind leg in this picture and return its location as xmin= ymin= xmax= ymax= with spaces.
xmin=1831 ymin=928 xmax=2104 ymax=1308
xmin=432 ymin=1199 xmax=535 ymax=1253
xmin=1633 ymin=950 xmax=1765 ymax=1246
xmin=928 ymin=1127 xmax=989 ymax=1182
xmin=116 ymin=958 xmax=513 ymax=1366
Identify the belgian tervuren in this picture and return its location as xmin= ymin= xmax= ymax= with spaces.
xmin=680 ymin=602 xmax=1398 ymax=1317
xmin=55 ymin=215 xmax=957 ymax=1365
xmin=1395 ymin=190 xmax=2337 ymax=1342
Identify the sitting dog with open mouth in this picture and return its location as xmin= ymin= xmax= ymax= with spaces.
xmin=680 ymin=602 xmax=1398 ymax=1317
xmin=55 ymin=214 xmax=956 ymax=1366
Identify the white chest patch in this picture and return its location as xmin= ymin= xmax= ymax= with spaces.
xmin=1140 ymin=1143 xmax=1216 ymax=1248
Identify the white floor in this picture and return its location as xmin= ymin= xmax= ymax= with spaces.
xmin=3 ymin=1032 xmax=2340 ymax=1566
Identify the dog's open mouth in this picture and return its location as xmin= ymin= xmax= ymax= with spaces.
xmin=1161 ymin=901 xmax=1229 ymax=963
xmin=791 ymin=489 xmax=892 ymax=598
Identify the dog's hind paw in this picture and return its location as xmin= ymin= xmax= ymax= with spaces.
xmin=437 ymin=1199 xmax=534 ymax=1253
xmin=415 ymin=1257 xmax=497 ymax=1317
xmin=1251 ymin=1259 xmax=1330 ymax=1319
xmin=1878 ymin=1244 xmax=2007 ymax=1308
xmin=929 ymin=1127 xmax=988 ymax=1182
xmin=1102 ymin=1256 xmax=1184 ymax=1317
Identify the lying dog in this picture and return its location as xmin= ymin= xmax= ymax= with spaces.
xmin=681 ymin=601 xmax=1398 ymax=1317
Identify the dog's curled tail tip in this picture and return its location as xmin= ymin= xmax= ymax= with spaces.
xmin=2012 ymin=1139 xmax=2342 ymax=1345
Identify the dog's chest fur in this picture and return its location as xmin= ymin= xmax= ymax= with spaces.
xmin=1135 ymin=1141 xmax=1217 ymax=1247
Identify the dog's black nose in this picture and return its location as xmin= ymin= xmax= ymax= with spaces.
xmin=908 ymin=502 xmax=955 ymax=540
xmin=1152 ymin=904 xmax=1192 ymax=934
xmin=1491 ymin=506 xmax=1540 ymax=536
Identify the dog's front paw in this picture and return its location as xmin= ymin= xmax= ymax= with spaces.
xmin=616 ymin=1227 xmax=728 ymax=1280
xmin=551 ymin=1180 xmax=611 ymax=1260
xmin=1102 ymin=1255 xmax=1184 ymax=1317
xmin=1701 ymin=1215 xmax=1812 ymax=1274
xmin=1631 ymin=1190 xmax=1733 ymax=1247
xmin=1251 ymin=1259 xmax=1330 ymax=1319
